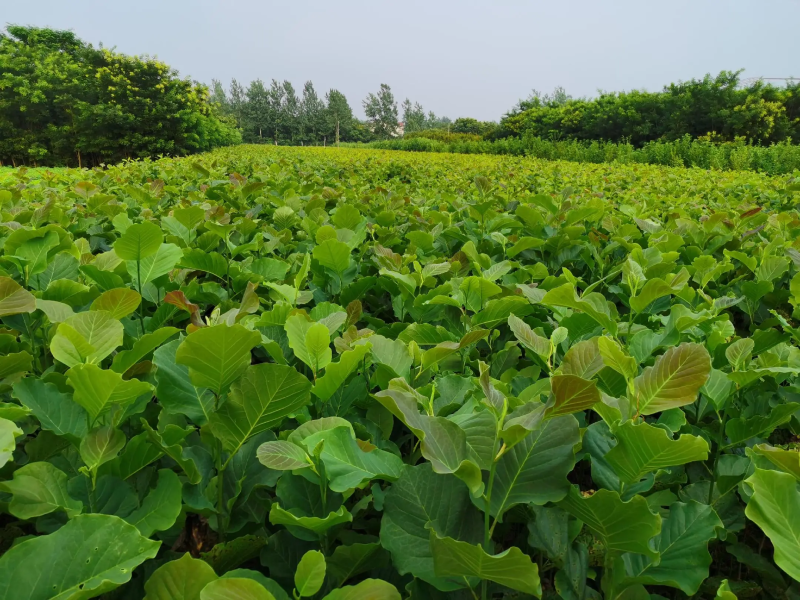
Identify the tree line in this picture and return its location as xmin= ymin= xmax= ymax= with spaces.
xmin=210 ymin=79 xmax=455 ymax=145
xmin=500 ymin=71 xmax=800 ymax=146
xmin=0 ymin=26 xmax=241 ymax=168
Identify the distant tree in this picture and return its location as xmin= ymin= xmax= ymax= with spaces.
xmin=268 ymin=79 xmax=285 ymax=144
xmin=451 ymin=117 xmax=497 ymax=136
xmin=300 ymin=81 xmax=325 ymax=144
xmin=402 ymin=99 xmax=427 ymax=133
xmin=210 ymin=79 xmax=229 ymax=113
xmin=364 ymin=84 xmax=399 ymax=139
xmin=281 ymin=80 xmax=300 ymax=143
xmin=325 ymin=89 xmax=354 ymax=145
xmin=228 ymin=79 xmax=247 ymax=128
xmin=244 ymin=79 xmax=271 ymax=142
xmin=427 ymin=111 xmax=452 ymax=129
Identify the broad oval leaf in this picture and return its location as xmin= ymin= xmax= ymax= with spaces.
xmin=0 ymin=514 xmax=160 ymax=600
xmin=210 ymin=363 xmax=312 ymax=454
xmin=633 ymin=342 xmax=711 ymax=415
xmin=175 ymin=324 xmax=261 ymax=395
xmin=114 ymin=221 xmax=163 ymax=261
xmin=605 ymin=420 xmax=709 ymax=484
xmin=144 ymin=552 xmax=218 ymax=600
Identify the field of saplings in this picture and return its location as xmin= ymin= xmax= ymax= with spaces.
xmin=0 ymin=145 xmax=799 ymax=599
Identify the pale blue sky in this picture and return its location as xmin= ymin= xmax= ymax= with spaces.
xmin=4 ymin=0 xmax=799 ymax=121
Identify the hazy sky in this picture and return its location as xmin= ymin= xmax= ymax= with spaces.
xmin=5 ymin=0 xmax=800 ymax=121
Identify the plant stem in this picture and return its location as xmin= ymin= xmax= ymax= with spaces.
xmin=481 ymin=441 xmax=500 ymax=600
xmin=24 ymin=316 xmax=39 ymax=374
xmin=216 ymin=439 xmax=226 ymax=543
xmin=136 ymin=259 xmax=146 ymax=336
xmin=707 ymin=410 xmax=728 ymax=505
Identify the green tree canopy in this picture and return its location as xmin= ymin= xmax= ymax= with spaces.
xmin=364 ymin=84 xmax=399 ymax=139
xmin=0 ymin=25 xmax=240 ymax=167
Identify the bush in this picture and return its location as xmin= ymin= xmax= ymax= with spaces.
xmin=502 ymin=71 xmax=800 ymax=147
xmin=404 ymin=130 xmax=482 ymax=143
xmin=0 ymin=26 xmax=240 ymax=167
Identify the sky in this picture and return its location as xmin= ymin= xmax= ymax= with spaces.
xmin=4 ymin=0 xmax=800 ymax=122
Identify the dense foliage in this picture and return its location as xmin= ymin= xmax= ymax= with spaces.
xmin=501 ymin=72 xmax=800 ymax=147
xmin=214 ymin=80 xmax=405 ymax=146
xmin=357 ymin=134 xmax=800 ymax=175
xmin=1 ymin=145 xmax=800 ymax=599
xmin=0 ymin=26 xmax=241 ymax=168
xmin=405 ymin=130 xmax=483 ymax=143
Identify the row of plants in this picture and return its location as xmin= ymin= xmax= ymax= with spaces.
xmin=353 ymin=134 xmax=800 ymax=175
xmin=0 ymin=145 xmax=799 ymax=599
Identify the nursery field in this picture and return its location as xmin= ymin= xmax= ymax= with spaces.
xmin=0 ymin=145 xmax=799 ymax=600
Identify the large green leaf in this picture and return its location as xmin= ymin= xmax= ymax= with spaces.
xmin=111 ymin=326 xmax=178 ymax=374
xmin=374 ymin=385 xmax=483 ymax=495
xmin=629 ymin=271 xmax=687 ymax=313
xmin=91 ymin=288 xmax=141 ymax=319
xmin=430 ymin=532 xmax=542 ymax=597
xmin=0 ymin=461 xmax=82 ymax=519
xmin=547 ymin=374 xmax=601 ymax=417
xmin=294 ymin=550 xmax=326 ymax=597
xmin=312 ymin=343 xmax=371 ymax=401
xmin=632 ymin=342 xmax=711 ymax=415
xmin=51 ymin=310 xmax=124 ymax=367
xmin=128 ymin=243 xmax=183 ymax=288
xmin=621 ymin=500 xmax=722 ymax=594
xmin=179 ymin=249 xmax=229 ymax=279
xmin=17 ymin=231 xmax=59 ymax=275
xmin=313 ymin=239 xmax=352 ymax=275
xmin=380 ymin=463 xmax=483 ymax=591
xmin=0 ymin=276 xmax=36 ymax=317
xmin=488 ymin=414 xmax=579 ymax=519
xmin=0 ymin=417 xmax=22 ymax=468
xmin=80 ymin=425 xmax=126 ymax=473
xmin=542 ymin=283 xmax=617 ymax=335
xmin=605 ymin=420 xmax=709 ymax=484
xmin=200 ymin=578 xmax=275 ymax=600
xmin=257 ymin=440 xmax=310 ymax=470
xmin=269 ymin=503 xmax=352 ymax=535
xmin=0 ymin=514 xmax=160 ymax=600
xmin=508 ymin=313 xmax=550 ymax=359
xmin=305 ymin=323 xmax=332 ymax=375
xmin=326 ymin=543 xmax=389 ymax=588
xmin=300 ymin=425 xmax=404 ymax=492
xmin=210 ymin=363 xmax=311 ymax=454
xmin=751 ymin=444 xmax=800 ymax=480
xmin=745 ymin=468 xmax=800 ymax=581
xmin=153 ymin=339 xmax=215 ymax=425
xmin=460 ymin=276 xmax=501 ymax=312
xmin=320 ymin=580 xmax=400 ymax=600
xmin=725 ymin=403 xmax=800 ymax=447
xmin=597 ymin=336 xmax=637 ymax=381
xmin=114 ymin=222 xmax=163 ymax=261
xmin=67 ymin=364 xmax=153 ymax=422
xmin=558 ymin=486 xmax=661 ymax=559
xmin=125 ymin=469 xmax=182 ymax=537
xmin=13 ymin=377 xmax=88 ymax=443
xmin=559 ymin=337 xmax=604 ymax=379
xmin=143 ymin=553 xmax=219 ymax=600
xmin=175 ymin=324 xmax=261 ymax=395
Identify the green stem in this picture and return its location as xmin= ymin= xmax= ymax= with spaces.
xmin=136 ymin=259 xmax=146 ymax=336
xmin=24 ymin=316 xmax=39 ymax=374
xmin=216 ymin=439 xmax=227 ymax=542
xmin=481 ymin=440 xmax=500 ymax=600
xmin=707 ymin=410 xmax=728 ymax=505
